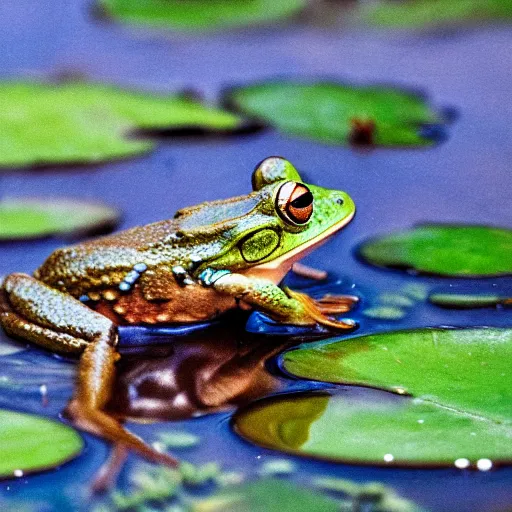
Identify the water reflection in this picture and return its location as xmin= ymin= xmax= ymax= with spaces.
xmin=110 ymin=315 xmax=302 ymax=422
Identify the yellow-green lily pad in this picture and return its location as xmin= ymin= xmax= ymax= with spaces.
xmin=224 ymin=80 xmax=450 ymax=147
xmin=235 ymin=328 xmax=511 ymax=466
xmin=0 ymin=198 xmax=120 ymax=240
xmin=358 ymin=224 xmax=512 ymax=277
xmin=364 ymin=0 xmax=512 ymax=29
xmin=0 ymin=409 xmax=83 ymax=478
xmin=96 ymin=0 xmax=308 ymax=32
xmin=0 ymin=82 xmax=244 ymax=169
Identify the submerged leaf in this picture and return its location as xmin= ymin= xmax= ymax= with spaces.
xmin=358 ymin=224 xmax=512 ymax=277
xmin=193 ymin=479 xmax=339 ymax=512
xmin=0 ymin=409 xmax=83 ymax=478
xmin=364 ymin=0 xmax=512 ymax=29
xmin=362 ymin=306 xmax=407 ymax=320
xmin=225 ymin=80 xmax=449 ymax=147
xmin=0 ymin=198 xmax=120 ymax=240
xmin=0 ymin=82 xmax=244 ymax=169
xmin=238 ymin=328 xmax=512 ymax=466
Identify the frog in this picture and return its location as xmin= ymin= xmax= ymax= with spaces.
xmin=0 ymin=157 xmax=357 ymax=469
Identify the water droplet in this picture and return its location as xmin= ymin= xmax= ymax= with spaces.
xmin=454 ymin=458 xmax=470 ymax=469
xmin=417 ymin=419 xmax=424 ymax=424
xmin=383 ymin=453 xmax=394 ymax=462
xmin=477 ymin=459 xmax=493 ymax=471
xmin=13 ymin=469 xmax=23 ymax=477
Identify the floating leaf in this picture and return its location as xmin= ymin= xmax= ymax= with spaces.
xmin=0 ymin=198 xmax=120 ymax=240
xmin=364 ymin=0 xmax=512 ymax=29
xmin=193 ymin=479 xmax=339 ymax=512
xmin=0 ymin=409 xmax=83 ymax=478
xmin=429 ymin=292 xmax=511 ymax=309
xmin=236 ymin=328 xmax=512 ymax=466
xmin=0 ymin=82 xmax=244 ymax=169
xmin=225 ymin=80 xmax=449 ymax=147
xmin=97 ymin=0 xmax=308 ymax=32
xmin=358 ymin=224 xmax=512 ymax=277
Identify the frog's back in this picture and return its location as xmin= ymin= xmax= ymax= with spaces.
xmin=34 ymin=220 xmax=181 ymax=296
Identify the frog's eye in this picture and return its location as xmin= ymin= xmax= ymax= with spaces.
xmin=275 ymin=181 xmax=314 ymax=226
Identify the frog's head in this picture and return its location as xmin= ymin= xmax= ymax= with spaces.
xmin=178 ymin=157 xmax=355 ymax=283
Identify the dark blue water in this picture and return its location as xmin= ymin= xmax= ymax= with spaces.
xmin=0 ymin=2 xmax=511 ymax=511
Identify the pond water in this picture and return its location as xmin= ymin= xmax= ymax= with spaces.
xmin=0 ymin=1 xmax=511 ymax=511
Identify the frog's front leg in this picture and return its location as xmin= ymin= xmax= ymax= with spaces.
xmin=201 ymin=270 xmax=356 ymax=330
xmin=0 ymin=273 xmax=177 ymax=468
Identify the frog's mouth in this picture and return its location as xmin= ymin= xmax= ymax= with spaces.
xmin=243 ymin=210 xmax=355 ymax=284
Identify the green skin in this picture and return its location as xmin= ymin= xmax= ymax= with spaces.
xmin=0 ymin=157 xmax=356 ymax=472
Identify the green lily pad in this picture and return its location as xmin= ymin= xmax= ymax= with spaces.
xmin=193 ymin=479 xmax=339 ymax=512
xmin=0 ymin=198 xmax=120 ymax=240
xmin=224 ymin=80 xmax=449 ymax=147
xmin=0 ymin=409 xmax=83 ymax=478
xmin=238 ymin=328 xmax=511 ymax=466
xmin=0 ymin=81 xmax=244 ymax=169
xmin=97 ymin=0 xmax=308 ymax=32
xmin=364 ymin=0 xmax=512 ymax=29
xmin=358 ymin=224 xmax=512 ymax=277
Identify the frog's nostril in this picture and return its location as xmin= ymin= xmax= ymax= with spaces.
xmin=336 ymin=198 xmax=344 ymax=206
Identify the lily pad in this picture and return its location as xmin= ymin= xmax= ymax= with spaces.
xmin=358 ymin=224 xmax=512 ymax=277
xmin=224 ymin=80 xmax=449 ymax=147
xmin=0 ymin=82 xmax=244 ymax=169
xmin=97 ymin=0 xmax=307 ymax=32
xmin=193 ymin=479 xmax=339 ymax=512
xmin=236 ymin=328 xmax=512 ymax=466
xmin=0 ymin=198 xmax=120 ymax=240
xmin=0 ymin=409 xmax=83 ymax=478
xmin=364 ymin=0 xmax=512 ymax=29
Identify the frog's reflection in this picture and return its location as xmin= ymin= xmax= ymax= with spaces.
xmin=108 ymin=315 xmax=297 ymax=422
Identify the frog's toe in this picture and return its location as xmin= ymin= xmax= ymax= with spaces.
xmin=65 ymin=400 xmax=178 ymax=468
xmin=286 ymin=288 xmax=359 ymax=330
xmin=315 ymin=293 xmax=359 ymax=314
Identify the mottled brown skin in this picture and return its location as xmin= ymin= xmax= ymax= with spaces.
xmin=0 ymin=157 xmax=357 ymax=478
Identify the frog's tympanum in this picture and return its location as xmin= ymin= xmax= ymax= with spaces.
xmin=0 ymin=157 xmax=356 ymax=468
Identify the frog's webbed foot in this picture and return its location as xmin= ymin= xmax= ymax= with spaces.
xmin=285 ymin=288 xmax=357 ymax=330
xmin=302 ymin=292 xmax=359 ymax=314
xmin=0 ymin=273 xmax=177 ymax=471
xmin=205 ymin=270 xmax=357 ymax=331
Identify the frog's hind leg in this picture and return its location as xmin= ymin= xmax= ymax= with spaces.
xmin=0 ymin=273 xmax=177 ymax=468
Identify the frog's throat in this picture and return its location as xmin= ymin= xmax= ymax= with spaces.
xmin=243 ymin=210 xmax=355 ymax=284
